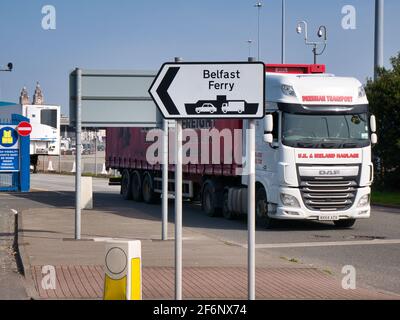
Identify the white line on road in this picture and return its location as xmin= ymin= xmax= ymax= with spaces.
xmin=228 ymin=239 xmax=400 ymax=249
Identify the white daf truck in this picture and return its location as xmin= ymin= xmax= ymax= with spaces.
xmin=244 ymin=64 xmax=377 ymax=228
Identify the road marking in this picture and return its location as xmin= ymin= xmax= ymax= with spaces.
xmin=227 ymin=239 xmax=400 ymax=249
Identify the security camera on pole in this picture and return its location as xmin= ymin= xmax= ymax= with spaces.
xmin=296 ymin=20 xmax=327 ymax=64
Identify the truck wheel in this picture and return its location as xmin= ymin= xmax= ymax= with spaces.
xmin=255 ymin=187 xmax=277 ymax=229
xmin=131 ymin=170 xmax=143 ymax=202
xmin=142 ymin=172 xmax=158 ymax=204
xmin=202 ymin=180 xmax=221 ymax=217
xmin=121 ymin=170 xmax=132 ymax=200
xmin=222 ymin=189 xmax=235 ymax=220
xmin=333 ymin=219 xmax=356 ymax=229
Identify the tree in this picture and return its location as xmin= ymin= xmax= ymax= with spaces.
xmin=365 ymin=53 xmax=400 ymax=189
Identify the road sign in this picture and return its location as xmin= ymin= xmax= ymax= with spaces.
xmin=149 ymin=62 xmax=265 ymax=119
xmin=0 ymin=125 xmax=19 ymax=172
xmin=16 ymin=121 xmax=32 ymax=136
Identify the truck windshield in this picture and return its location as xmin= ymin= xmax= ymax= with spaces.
xmin=282 ymin=112 xmax=370 ymax=148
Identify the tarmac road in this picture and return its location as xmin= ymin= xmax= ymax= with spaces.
xmin=6 ymin=174 xmax=400 ymax=297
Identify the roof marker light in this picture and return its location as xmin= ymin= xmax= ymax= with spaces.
xmin=281 ymin=84 xmax=296 ymax=97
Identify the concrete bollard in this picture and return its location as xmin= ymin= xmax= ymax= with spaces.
xmin=103 ymin=240 xmax=142 ymax=300
xmin=101 ymin=163 xmax=108 ymax=175
xmin=47 ymin=160 xmax=55 ymax=171
xmin=81 ymin=176 xmax=93 ymax=209
xmin=71 ymin=161 xmax=76 ymax=173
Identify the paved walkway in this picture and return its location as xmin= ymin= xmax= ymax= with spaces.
xmin=14 ymin=191 xmax=400 ymax=300
xmin=30 ymin=265 xmax=390 ymax=300
xmin=0 ymin=209 xmax=27 ymax=300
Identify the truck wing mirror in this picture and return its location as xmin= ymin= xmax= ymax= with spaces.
xmin=371 ymin=133 xmax=378 ymax=145
xmin=264 ymin=133 xmax=273 ymax=144
xmin=370 ymin=115 xmax=377 ymax=133
xmin=264 ymin=114 xmax=273 ymax=133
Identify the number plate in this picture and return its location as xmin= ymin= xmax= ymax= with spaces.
xmin=318 ymin=215 xmax=339 ymax=221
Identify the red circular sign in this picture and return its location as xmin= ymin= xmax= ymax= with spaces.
xmin=17 ymin=121 xmax=32 ymax=136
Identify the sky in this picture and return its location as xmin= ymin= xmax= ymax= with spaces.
xmin=0 ymin=0 xmax=399 ymax=115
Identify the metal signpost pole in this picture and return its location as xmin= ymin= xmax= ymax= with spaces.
xmin=248 ymin=119 xmax=256 ymax=300
xmin=75 ymin=68 xmax=82 ymax=240
xmin=94 ymin=129 xmax=98 ymax=176
xmin=174 ymin=56 xmax=183 ymax=300
xmin=162 ymin=119 xmax=169 ymax=240
xmin=247 ymin=57 xmax=256 ymax=300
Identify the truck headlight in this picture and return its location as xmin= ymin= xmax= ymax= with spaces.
xmin=357 ymin=194 xmax=370 ymax=207
xmin=281 ymin=84 xmax=296 ymax=97
xmin=280 ymin=193 xmax=300 ymax=208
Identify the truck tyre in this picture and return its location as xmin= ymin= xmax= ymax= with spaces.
xmin=255 ymin=187 xmax=277 ymax=229
xmin=333 ymin=219 xmax=356 ymax=228
xmin=142 ymin=172 xmax=158 ymax=204
xmin=202 ymin=180 xmax=221 ymax=217
xmin=222 ymin=189 xmax=235 ymax=220
xmin=131 ymin=170 xmax=143 ymax=202
xmin=121 ymin=170 xmax=132 ymax=200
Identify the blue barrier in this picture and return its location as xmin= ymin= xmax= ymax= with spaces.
xmin=0 ymin=114 xmax=30 ymax=192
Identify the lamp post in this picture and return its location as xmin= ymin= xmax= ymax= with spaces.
xmin=246 ymin=39 xmax=253 ymax=58
xmin=296 ymin=21 xmax=327 ymax=64
xmin=281 ymin=0 xmax=286 ymax=63
xmin=254 ymin=2 xmax=262 ymax=61
xmin=374 ymin=0 xmax=384 ymax=80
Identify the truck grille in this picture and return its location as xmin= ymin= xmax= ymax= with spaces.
xmin=300 ymin=178 xmax=357 ymax=211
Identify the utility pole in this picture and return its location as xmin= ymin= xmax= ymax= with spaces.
xmin=374 ymin=0 xmax=384 ymax=80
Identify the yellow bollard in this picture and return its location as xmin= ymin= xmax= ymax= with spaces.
xmin=103 ymin=240 xmax=142 ymax=300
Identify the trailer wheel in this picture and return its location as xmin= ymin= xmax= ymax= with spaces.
xmin=131 ymin=170 xmax=143 ymax=202
xmin=202 ymin=180 xmax=221 ymax=217
xmin=142 ymin=172 xmax=158 ymax=204
xmin=121 ymin=170 xmax=132 ymax=200
xmin=256 ymin=187 xmax=277 ymax=229
xmin=222 ymin=189 xmax=235 ymax=220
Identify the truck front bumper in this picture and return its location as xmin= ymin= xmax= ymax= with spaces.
xmin=273 ymin=186 xmax=371 ymax=220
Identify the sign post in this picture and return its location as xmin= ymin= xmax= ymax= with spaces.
xmin=75 ymin=68 xmax=82 ymax=240
xmin=149 ymin=60 xmax=265 ymax=300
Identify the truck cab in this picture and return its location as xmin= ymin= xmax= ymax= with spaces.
xmin=247 ymin=64 xmax=376 ymax=228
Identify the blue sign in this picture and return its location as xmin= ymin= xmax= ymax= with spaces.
xmin=0 ymin=149 xmax=19 ymax=171
xmin=0 ymin=126 xmax=19 ymax=172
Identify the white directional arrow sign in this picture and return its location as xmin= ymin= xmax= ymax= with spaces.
xmin=149 ymin=62 xmax=265 ymax=119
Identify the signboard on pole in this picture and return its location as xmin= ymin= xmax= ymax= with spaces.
xmin=69 ymin=70 xmax=162 ymax=127
xmin=149 ymin=62 xmax=265 ymax=119
xmin=149 ymin=60 xmax=265 ymax=301
xmin=0 ymin=125 xmax=19 ymax=172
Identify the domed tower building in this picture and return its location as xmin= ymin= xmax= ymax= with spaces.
xmin=19 ymin=87 xmax=30 ymax=105
xmin=32 ymin=82 xmax=44 ymax=105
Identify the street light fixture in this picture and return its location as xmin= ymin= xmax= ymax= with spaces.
xmin=254 ymin=2 xmax=262 ymax=61
xmin=246 ymin=39 xmax=253 ymax=58
xmin=296 ymin=20 xmax=327 ymax=64
xmin=0 ymin=62 xmax=13 ymax=72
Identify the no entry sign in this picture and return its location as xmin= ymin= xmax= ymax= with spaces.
xmin=16 ymin=121 xmax=32 ymax=136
